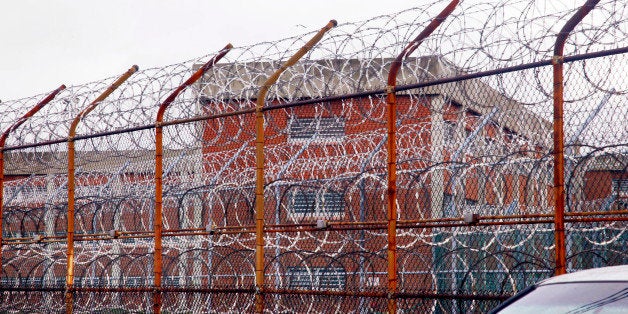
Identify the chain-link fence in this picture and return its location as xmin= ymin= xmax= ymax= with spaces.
xmin=1 ymin=0 xmax=627 ymax=313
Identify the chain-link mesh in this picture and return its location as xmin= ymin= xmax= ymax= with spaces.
xmin=1 ymin=0 xmax=627 ymax=313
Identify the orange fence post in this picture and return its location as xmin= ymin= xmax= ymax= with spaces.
xmin=254 ymin=20 xmax=336 ymax=313
xmin=153 ymin=44 xmax=231 ymax=314
xmin=552 ymin=0 xmax=600 ymax=276
xmin=385 ymin=1 xmax=458 ymax=312
xmin=66 ymin=65 xmax=138 ymax=313
xmin=0 ymin=85 xmax=65 ymax=280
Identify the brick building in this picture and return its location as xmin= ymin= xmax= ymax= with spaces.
xmin=2 ymin=56 xmax=624 ymax=301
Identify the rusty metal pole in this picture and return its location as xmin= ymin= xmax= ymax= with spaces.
xmin=552 ymin=0 xmax=600 ymax=276
xmin=254 ymin=20 xmax=336 ymax=313
xmin=385 ymin=2 xmax=458 ymax=312
xmin=0 ymin=85 xmax=65 ymax=280
xmin=153 ymin=44 xmax=231 ymax=314
xmin=66 ymin=65 xmax=138 ymax=313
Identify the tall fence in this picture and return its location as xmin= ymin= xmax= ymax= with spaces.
xmin=1 ymin=0 xmax=627 ymax=313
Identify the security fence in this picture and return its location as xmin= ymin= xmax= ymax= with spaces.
xmin=0 ymin=0 xmax=627 ymax=313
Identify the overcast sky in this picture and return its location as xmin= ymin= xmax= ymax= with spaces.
xmin=0 ymin=0 xmax=427 ymax=101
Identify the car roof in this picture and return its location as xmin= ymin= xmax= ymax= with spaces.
xmin=541 ymin=265 xmax=628 ymax=285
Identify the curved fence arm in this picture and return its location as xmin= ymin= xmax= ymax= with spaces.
xmin=0 ymin=84 xmax=65 ymax=280
xmin=552 ymin=0 xmax=601 ymax=276
xmin=153 ymin=44 xmax=232 ymax=314
xmin=69 ymin=65 xmax=139 ymax=137
xmin=66 ymin=65 xmax=138 ymax=314
xmin=156 ymin=44 xmax=233 ymax=123
xmin=0 ymin=85 xmax=68 ymax=147
xmin=254 ymin=20 xmax=336 ymax=313
xmin=255 ymin=20 xmax=337 ymax=106
xmin=384 ymin=1 xmax=458 ymax=313
xmin=387 ymin=0 xmax=459 ymax=86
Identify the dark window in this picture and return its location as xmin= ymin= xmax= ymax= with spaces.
xmin=0 ymin=277 xmax=19 ymax=287
xmin=612 ymin=179 xmax=628 ymax=197
xmin=163 ymin=276 xmax=181 ymax=287
xmin=25 ymin=277 xmax=43 ymax=287
xmin=124 ymin=276 xmax=147 ymax=287
xmin=291 ymin=190 xmax=344 ymax=217
xmin=74 ymin=276 xmax=104 ymax=287
xmin=287 ymin=267 xmax=346 ymax=289
xmin=54 ymin=277 xmax=66 ymax=287
xmin=289 ymin=117 xmax=345 ymax=141
xmin=612 ymin=179 xmax=628 ymax=209
xmin=443 ymin=194 xmax=455 ymax=217
xmin=1 ymin=231 xmax=20 ymax=239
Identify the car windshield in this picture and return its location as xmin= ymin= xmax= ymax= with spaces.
xmin=496 ymin=282 xmax=628 ymax=314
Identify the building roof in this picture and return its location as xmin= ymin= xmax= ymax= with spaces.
xmin=4 ymin=56 xmax=555 ymax=176
xmin=199 ymin=55 xmax=552 ymax=147
xmin=577 ymin=153 xmax=628 ymax=172
xmin=4 ymin=148 xmax=201 ymax=176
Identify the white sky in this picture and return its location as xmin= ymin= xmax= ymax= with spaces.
xmin=0 ymin=0 xmax=422 ymax=101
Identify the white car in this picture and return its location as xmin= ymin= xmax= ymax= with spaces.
xmin=489 ymin=265 xmax=628 ymax=313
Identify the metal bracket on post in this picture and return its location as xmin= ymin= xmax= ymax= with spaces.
xmin=108 ymin=230 xmax=120 ymax=238
xmin=463 ymin=213 xmax=479 ymax=225
xmin=205 ymin=223 xmax=217 ymax=235
xmin=552 ymin=55 xmax=564 ymax=65
xmin=316 ymin=219 xmax=329 ymax=229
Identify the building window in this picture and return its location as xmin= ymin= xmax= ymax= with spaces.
xmin=53 ymin=277 xmax=66 ymax=287
xmin=124 ymin=276 xmax=147 ymax=287
xmin=74 ymin=276 xmax=105 ymax=287
xmin=0 ymin=277 xmax=19 ymax=287
xmin=163 ymin=276 xmax=181 ymax=287
xmin=1 ymin=231 xmax=21 ymax=239
xmin=443 ymin=194 xmax=454 ymax=217
xmin=290 ymin=190 xmax=344 ymax=218
xmin=3 ymin=185 xmax=48 ymax=204
xmin=443 ymin=121 xmax=457 ymax=148
xmin=287 ymin=267 xmax=346 ymax=289
xmin=612 ymin=179 xmax=628 ymax=197
xmin=24 ymin=277 xmax=43 ymax=287
xmin=612 ymin=178 xmax=628 ymax=209
xmin=288 ymin=117 xmax=345 ymax=141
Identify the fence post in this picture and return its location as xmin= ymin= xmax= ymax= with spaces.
xmin=153 ymin=45 xmax=231 ymax=314
xmin=0 ymin=85 xmax=65 ymax=283
xmin=385 ymin=1 xmax=458 ymax=312
xmin=66 ymin=65 xmax=138 ymax=313
xmin=253 ymin=20 xmax=336 ymax=313
xmin=552 ymin=0 xmax=600 ymax=276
